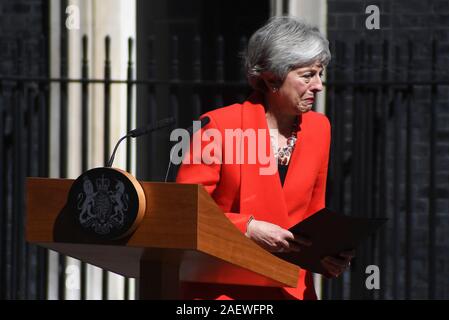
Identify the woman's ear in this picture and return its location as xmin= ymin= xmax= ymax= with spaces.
xmin=260 ymin=72 xmax=279 ymax=92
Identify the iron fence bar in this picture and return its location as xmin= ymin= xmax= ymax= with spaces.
xmin=24 ymin=84 xmax=37 ymax=300
xmin=170 ymin=36 xmax=179 ymax=84
xmin=13 ymin=38 xmax=28 ymax=300
xmin=428 ymin=37 xmax=437 ymax=300
xmin=126 ymin=37 xmax=133 ymax=173
xmin=215 ymin=35 xmax=224 ymax=83
xmin=81 ymin=35 xmax=89 ymax=172
xmin=124 ymin=37 xmax=134 ymax=299
xmin=24 ymin=242 xmax=33 ymax=299
xmin=170 ymin=92 xmax=179 ymax=130
xmin=104 ymin=35 xmax=111 ymax=166
xmin=0 ymin=80 xmax=4 ymax=299
xmin=334 ymin=42 xmax=347 ymax=300
xmin=27 ymin=86 xmax=44 ymax=299
xmin=146 ymin=36 xmax=158 ymax=181
xmin=192 ymin=35 xmax=202 ymax=119
xmin=323 ymin=43 xmax=333 ymax=299
xmin=328 ymin=41 xmax=336 ymax=300
xmin=166 ymin=35 xmax=180 ymax=183
xmin=332 ymin=42 xmax=346 ymax=212
xmin=238 ymin=36 xmax=247 ymax=84
xmin=350 ymin=41 xmax=361 ymax=300
xmin=147 ymin=93 xmax=158 ymax=180
xmin=170 ymin=36 xmax=180 ymax=128
xmin=80 ymin=34 xmax=89 ymax=300
xmin=13 ymin=81 xmax=26 ymax=299
xmin=102 ymin=35 xmax=111 ymax=299
xmin=38 ymin=85 xmax=49 ymax=176
xmin=59 ymin=3 xmax=68 ymax=178
xmin=360 ymin=40 xmax=373 ymax=300
xmin=11 ymin=85 xmax=19 ymax=299
xmin=323 ymin=56 xmax=332 ymax=300
xmin=322 ymin=50 xmax=332 ymax=299
xmin=351 ymin=39 xmax=363 ymax=299
xmin=164 ymin=36 xmax=182 ymax=182
xmin=38 ymin=34 xmax=50 ymax=179
xmin=36 ymin=34 xmax=49 ymax=298
xmin=378 ymin=39 xmax=390 ymax=300
xmin=4 ymin=91 xmax=14 ymax=300
xmin=404 ymin=39 xmax=413 ymax=300
xmin=58 ymin=3 xmax=68 ymax=297
xmin=37 ymin=80 xmax=49 ymax=298
xmin=214 ymin=35 xmax=224 ymax=106
xmin=148 ymin=36 xmax=156 ymax=82
xmin=326 ymin=39 xmax=339 ymax=210
xmin=124 ymin=37 xmax=133 ymax=298
xmin=365 ymin=43 xmax=376 ymax=300
xmin=392 ymin=45 xmax=402 ymax=299
xmin=326 ymin=40 xmax=346 ymax=300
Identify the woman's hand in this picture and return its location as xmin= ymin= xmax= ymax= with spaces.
xmin=321 ymin=250 xmax=355 ymax=278
xmin=245 ymin=218 xmax=312 ymax=253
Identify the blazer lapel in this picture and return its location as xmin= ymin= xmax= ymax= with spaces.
xmin=282 ymin=112 xmax=320 ymax=225
xmin=239 ymin=94 xmax=290 ymax=229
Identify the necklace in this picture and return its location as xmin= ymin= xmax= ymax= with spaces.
xmin=269 ymin=117 xmax=298 ymax=165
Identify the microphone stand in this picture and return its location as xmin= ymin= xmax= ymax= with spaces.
xmin=107 ymin=117 xmax=175 ymax=168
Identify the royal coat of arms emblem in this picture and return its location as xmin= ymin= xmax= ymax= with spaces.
xmin=77 ymin=175 xmax=129 ymax=235
xmin=64 ymin=167 xmax=145 ymax=241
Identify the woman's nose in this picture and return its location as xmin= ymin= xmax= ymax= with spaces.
xmin=310 ymin=74 xmax=323 ymax=92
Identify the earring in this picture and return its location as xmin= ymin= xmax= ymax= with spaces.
xmin=272 ymin=87 xmax=278 ymax=93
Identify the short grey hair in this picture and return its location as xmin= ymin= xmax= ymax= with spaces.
xmin=243 ymin=16 xmax=331 ymax=92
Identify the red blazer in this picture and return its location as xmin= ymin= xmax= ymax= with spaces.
xmin=176 ymin=93 xmax=331 ymax=300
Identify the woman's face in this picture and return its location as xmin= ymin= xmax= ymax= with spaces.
xmin=270 ymin=62 xmax=324 ymax=115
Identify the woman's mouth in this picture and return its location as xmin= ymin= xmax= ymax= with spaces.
xmin=304 ymin=98 xmax=314 ymax=105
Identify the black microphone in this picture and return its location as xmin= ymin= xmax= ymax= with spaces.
xmin=107 ymin=117 xmax=176 ymax=168
xmin=128 ymin=117 xmax=176 ymax=138
xmin=164 ymin=116 xmax=210 ymax=182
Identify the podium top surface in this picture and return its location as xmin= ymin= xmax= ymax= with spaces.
xmin=26 ymin=177 xmax=300 ymax=288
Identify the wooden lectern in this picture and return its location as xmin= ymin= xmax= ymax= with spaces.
xmin=26 ymin=175 xmax=299 ymax=299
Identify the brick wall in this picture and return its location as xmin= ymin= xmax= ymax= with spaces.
xmin=327 ymin=0 xmax=449 ymax=299
xmin=0 ymin=0 xmax=48 ymax=300
xmin=0 ymin=0 xmax=48 ymax=76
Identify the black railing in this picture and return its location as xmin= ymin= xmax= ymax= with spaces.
xmin=0 ymin=34 xmax=448 ymax=300
xmin=324 ymin=38 xmax=447 ymax=300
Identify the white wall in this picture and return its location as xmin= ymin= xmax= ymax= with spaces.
xmin=48 ymin=0 xmax=136 ymax=300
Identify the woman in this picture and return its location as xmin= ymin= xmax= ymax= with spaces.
xmin=176 ymin=16 xmax=353 ymax=300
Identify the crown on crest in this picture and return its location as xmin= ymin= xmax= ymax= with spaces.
xmin=96 ymin=175 xmax=110 ymax=192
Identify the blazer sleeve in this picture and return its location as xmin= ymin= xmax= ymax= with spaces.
xmin=176 ymin=115 xmax=252 ymax=234
xmin=306 ymin=116 xmax=331 ymax=216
